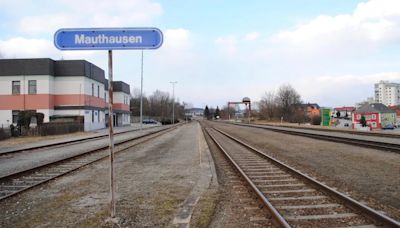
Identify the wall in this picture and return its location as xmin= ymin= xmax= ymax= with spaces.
xmin=352 ymin=112 xmax=381 ymax=129
xmin=0 ymin=75 xmax=54 ymax=126
xmin=0 ymin=110 xmax=11 ymax=127
xmin=381 ymin=113 xmax=396 ymax=128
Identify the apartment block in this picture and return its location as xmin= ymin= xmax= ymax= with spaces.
xmin=0 ymin=58 xmax=131 ymax=131
xmin=374 ymin=80 xmax=400 ymax=106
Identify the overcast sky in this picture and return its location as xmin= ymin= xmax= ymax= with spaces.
xmin=1 ymin=0 xmax=400 ymax=108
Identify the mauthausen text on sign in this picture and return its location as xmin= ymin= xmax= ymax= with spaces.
xmin=75 ymin=34 xmax=143 ymax=45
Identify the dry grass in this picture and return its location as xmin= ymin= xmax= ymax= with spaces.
xmin=190 ymin=188 xmax=219 ymax=228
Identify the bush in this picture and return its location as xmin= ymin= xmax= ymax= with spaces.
xmin=311 ymin=115 xmax=321 ymax=125
xmin=160 ymin=118 xmax=179 ymax=125
xmin=36 ymin=113 xmax=44 ymax=125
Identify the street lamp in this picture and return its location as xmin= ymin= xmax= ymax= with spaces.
xmin=170 ymin=81 xmax=177 ymax=124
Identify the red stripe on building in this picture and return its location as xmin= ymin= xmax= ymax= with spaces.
xmin=0 ymin=94 xmax=106 ymax=110
xmin=54 ymin=94 xmax=105 ymax=108
xmin=0 ymin=94 xmax=54 ymax=110
xmin=113 ymin=103 xmax=129 ymax=111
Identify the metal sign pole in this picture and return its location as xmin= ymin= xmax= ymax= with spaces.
xmin=107 ymin=50 xmax=116 ymax=218
xmin=54 ymin=27 xmax=164 ymax=221
xmin=140 ymin=50 xmax=144 ymax=130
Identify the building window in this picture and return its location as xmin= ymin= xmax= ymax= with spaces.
xmin=92 ymin=83 xmax=94 ymax=96
xmin=104 ymin=92 xmax=106 ymax=100
xmin=12 ymin=110 xmax=19 ymax=124
xmin=97 ymin=85 xmax=100 ymax=97
xmin=28 ymin=80 xmax=37 ymax=94
xmin=12 ymin=81 xmax=20 ymax=95
xmin=98 ymin=110 xmax=100 ymax=122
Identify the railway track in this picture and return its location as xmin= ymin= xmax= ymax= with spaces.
xmin=0 ymin=125 xmax=160 ymax=156
xmin=0 ymin=125 xmax=177 ymax=202
xmin=204 ymin=126 xmax=400 ymax=227
xmin=231 ymin=122 xmax=400 ymax=153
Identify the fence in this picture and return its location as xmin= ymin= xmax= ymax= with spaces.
xmin=130 ymin=115 xmax=179 ymax=125
xmin=21 ymin=122 xmax=84 ymax=136
xmin=0 ymin=127 xmax=11 ymax=140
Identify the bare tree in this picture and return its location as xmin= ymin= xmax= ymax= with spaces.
xmin=259 ymin=91 xmax=276 ymax=120
xmin=276 ymin=84 xmax=302 ymax=122
xmin=130 ymin=88 xmax=145 ymax=116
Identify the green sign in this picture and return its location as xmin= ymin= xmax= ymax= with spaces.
xmin=321 ymin=108 xmax=331 ymax=126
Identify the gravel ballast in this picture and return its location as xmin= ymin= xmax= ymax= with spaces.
xmin=210 ymin=121 xmax=400 ymax=220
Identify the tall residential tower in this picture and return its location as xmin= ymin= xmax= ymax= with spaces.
xmin=374 ymin=80 xmax=400 ymax=106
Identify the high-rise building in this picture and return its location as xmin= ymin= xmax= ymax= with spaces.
xmin=374 ymin=80 xmax=400 ymax=106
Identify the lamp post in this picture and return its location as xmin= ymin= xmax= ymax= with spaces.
xmin=170 ymin=81 xmax=177 ymax=124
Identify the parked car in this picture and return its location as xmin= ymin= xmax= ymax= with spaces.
xmin=142 ymin=119 xmax=158 ymax=124
xmin=382 ymin=123 xmax=395 ymax=130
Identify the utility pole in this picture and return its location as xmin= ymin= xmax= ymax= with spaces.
xmin=170 ymin=81 xmax=177 ymax=124
xmin=140 ymin=50 xmax=144 ymax=130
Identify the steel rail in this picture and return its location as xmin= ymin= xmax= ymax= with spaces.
xmin=231 ymin=122 xmax=400 ymax=153
xmin=213 ymin=127 xmax=400 ymax=227
xmin=249 ymin=122 xmax=400 ymax=138
xmin=0 ymin=125 xmax=178 ymax=201
xmin=204 ymin=127 xmax=291 ymax=228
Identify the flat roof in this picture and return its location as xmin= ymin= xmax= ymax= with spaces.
xmin=0 ymin=58 xmax=105 ymax=84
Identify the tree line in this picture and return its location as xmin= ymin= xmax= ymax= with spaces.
xmin=207 ymin=84 xmax=320 ymax=124
xmin=130 ymin=88 xmax=185 ymax=123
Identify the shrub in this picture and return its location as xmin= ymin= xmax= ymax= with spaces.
xmin=311 ymin=115 xmax=321 ymax=125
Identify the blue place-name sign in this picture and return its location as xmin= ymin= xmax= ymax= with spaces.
xmin=54 ymin=28 xmax=163 ymax=50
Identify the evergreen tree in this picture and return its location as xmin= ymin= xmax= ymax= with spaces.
xmin=204 ymin=106 xmax=210 ymax=119
xmin=214 ymin=106 xmax=220 ymax=118
xmin=360 ymin=115 xmax=367 ymax=127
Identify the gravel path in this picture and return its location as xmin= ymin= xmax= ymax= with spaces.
xmin=0 ymin=122 xmax=216 ymax=227
xmin=210 ymin=121 xmax=400 ymax=220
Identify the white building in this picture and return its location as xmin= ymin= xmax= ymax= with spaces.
xmin=0 ymin=58 xmax=131 ymax=131
xmin=374 ymin=80 xmax=400 ymax=106
xmin=105 ymin=80 xmax=131 ymax=127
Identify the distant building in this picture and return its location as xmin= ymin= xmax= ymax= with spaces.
xmin=331 ymin=106 xmax=355 ymax=128
xmin=0 ymin=58 xmax=131 ymax=131
xmin=185 ymin=108 xmax=204 ymax=117
xmin=388 ymin=105 xmax=400 ymax=125
xmin=374 ymin=80 xmax=400 ymax=106
xmin=352 ymin=103 xmax=396 ymax=129
xmin=295 ymin=103 xmax=321 ymax=119
xmin=332 ymin=106 xmax=355 ymax=119
xmin=355 ymin=97 xmax=374 ymax=109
